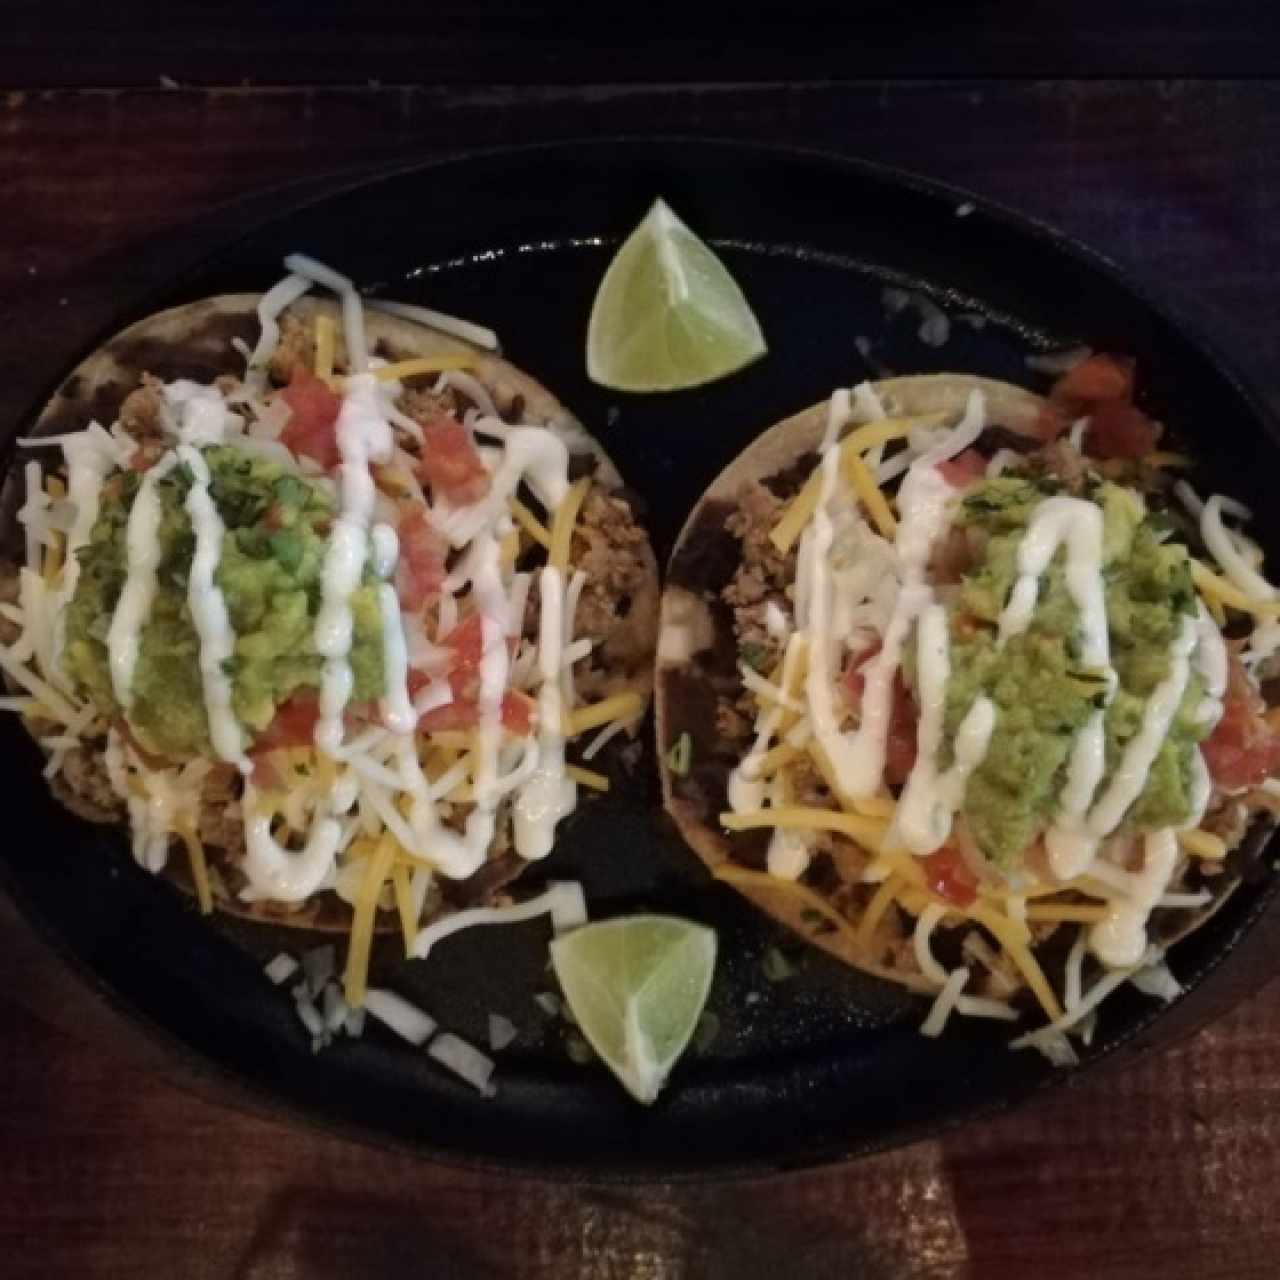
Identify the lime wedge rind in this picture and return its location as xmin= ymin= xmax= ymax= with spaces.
xmin=587 ymin=198 xmax=767 ymax=393
xmin=550 ymin=915 xmax=717 ymax=1105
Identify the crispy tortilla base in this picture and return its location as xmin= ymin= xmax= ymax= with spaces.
xmin=2 ymin=294 xmax=659 ymax=931
xmin=655 ymin=374 xmax=1243 ymax=991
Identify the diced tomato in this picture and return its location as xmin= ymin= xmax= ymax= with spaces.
xmin=841 ymin=645 xmax=918 ymax=785
xmin=395 ymin=507 xmax=448 ymax=612
xmin=127 ymin=440 xmax=167 ymax=472
xmin=413 ymin=615 xmax=534 ymax=736
xmin=251 ymin=694 xmax=321 ymax=753
xmin=442 ymin=611 xmax=485 ymax=678
xmin=500 ymin=690 xmax=536 ymax=736
xmin=884 ymin=680 xmax=919 ymax=786
xmin=1034 ymin=403 xmax=1070 ymax=442
xmin=419 ymin=416 xmax=490 ymax=507
xmin=922 ymin=845 xmax=979 ymax=908
xmin=1085 ymin=401 xmax=1160 ymax=460
xmin=1050 ymin=354 xmax=1135 ymax=410
xmin=279 ymin=368 xmax=343 ymax=469
xmin=1202 ymin=655 xmax=1280 ymax=791
xmin=417 ymin=691 xmax=535 ymax=736
xmin=937 ymin=449 xmax=986 ymax=489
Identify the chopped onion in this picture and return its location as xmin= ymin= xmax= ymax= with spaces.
xmin=428 ymin=1032 xmax=497 ymax=1096
xmin=301 ymin=944 xmax=337 ymax=997
xmin=363 ymin=987 xmax=437 ymax=1046
xmin=264 ymin=953 xmax=299 ymax=985
xmin=322 ymin=982 xmax=350 ymax=1033
xmin=532 ymin=991 xmax=562 ymax=1018
xmin=292 ymin=985 xmax=326 ymax=1041
xmin=487 ymin=1013 xmax=518 ymax=1052
xmin=882 ymin=287 xmax=951 ymax=347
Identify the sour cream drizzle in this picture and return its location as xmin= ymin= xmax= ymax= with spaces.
xmin=895 ymin=604 xmax=996 ymax=854
xmin=825 ymin=457 xmax=954 ymax=799
xmin=1049 ymin=615 xmax=1199 ymax=883
xmin=107 ymin=451 xmax=179 ymax=707
xmin=179 ymin=445 xmax=250 ymax=771
xmin=514 ymin=566 xmax=576 ymax=857
xmin=313 ymin=373 xmax=395 ymax=755
xmin=991 ymin=496 xmax=1118 ymax=879
xmin=52 ymin=431 xmax=114 ymax=673
xmin=242 ymin=783 xmax=343 ymax=902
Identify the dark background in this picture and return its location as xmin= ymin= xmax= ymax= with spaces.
xmin=3 ymin=6 xmax=1280 ymax=1277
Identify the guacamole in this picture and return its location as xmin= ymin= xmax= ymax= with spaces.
xmin=926 ymin=473 xmax=1207 ymax=868
xmin=64 ymin=447 xmax=385 ymax=757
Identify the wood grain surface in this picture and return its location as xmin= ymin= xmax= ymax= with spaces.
xmin=2 ymin=80 xmax=1280 ymax=1279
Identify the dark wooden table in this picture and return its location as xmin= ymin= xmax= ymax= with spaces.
xmin=3 ymin=73 xmax=1280 ymax=1279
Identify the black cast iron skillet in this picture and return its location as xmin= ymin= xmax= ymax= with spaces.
xmin=3 ymin=139 xmax=1279 ymax=1178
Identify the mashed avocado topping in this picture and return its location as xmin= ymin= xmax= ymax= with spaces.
xmin=925 ymin=473 xmax=1206 ymax=868
xmin=63 ymin=447 xmax=385 ymax=757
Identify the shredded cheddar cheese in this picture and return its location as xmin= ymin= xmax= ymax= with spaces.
xmin=857 ymin=873 xmax=905 ymax=949
xmin=1178 ymin=828 xmax=1227 ymax=859
xmin=564 ymin=764 xmax=609 ymax=792
xmin=967 ymin=902 xmax=1062 ymax=1021
xmin=1192 ymin=560 xmax=1280 ymax=616
xmin=843 ymin=448 xmax=896 ymax=538
xmin=720 ymin=805 xmax=887 ymax=854
xmin=769 ymin=414 xmax=943 ymax=553
xmin=176 ymin=820 xmax=213 ymax=915
xmin=366 ymin=354 xmax=476 ymax=383
xmin=314 ymin=314 xmax=336 ymax=380
xmin=565 ymin=690 xmax=644 ymax=737
xmin=1024 ymin=902 xmax=1109 ymax=924
xmin=391 ymin=861 xmax=417 ymax=954
xmin=508 ymin=497 xmax=552 ymax=549
xmin=344 ymin=834 xmax=397 ymax=1007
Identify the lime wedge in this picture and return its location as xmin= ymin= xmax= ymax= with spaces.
xmin=550 ymin=914 xmax=717 ymax=1104
xmin=586 ymin=199 xmax=767 ymax=392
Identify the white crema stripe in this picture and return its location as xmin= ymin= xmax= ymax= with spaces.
xmin=895 ymin=603 xmax=996 ymax=854
xmin=826 ymin=461 xmax=954 ymax=798
xmin=51 ymin=431 xmax=113 ymax=674
xmin=179 ymin=445 xmax=250 ymax=770
xmin=313 ymin=374 xmax=394 ymax=754
xmin=994 ymin=496 xmax=1118 ymax=879
xmin=514 ymin=566 xmax=576 ymax=858
xmin=107 ymin=451 xmax=179 ymax=707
